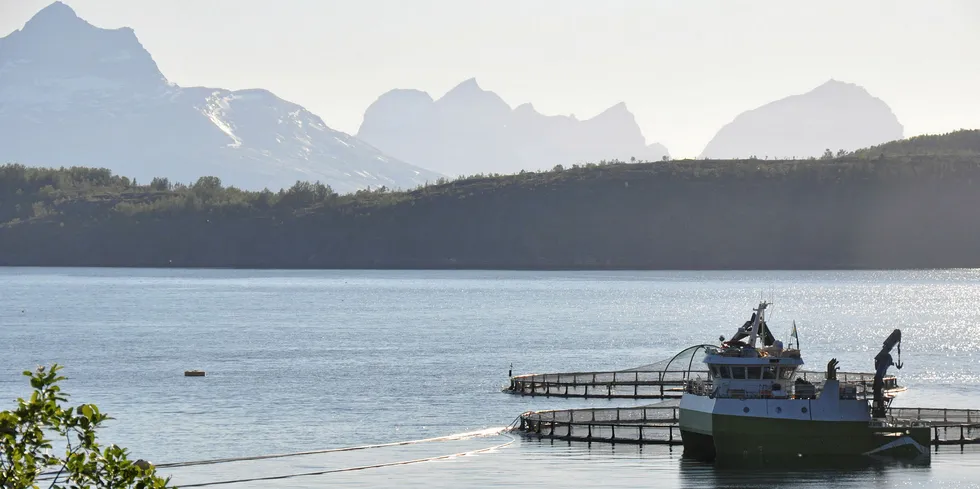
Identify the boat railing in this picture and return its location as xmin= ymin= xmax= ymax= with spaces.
xmin=522 ymin=405 xmax=680 ymax=424
xmin=684 ymin=378 xmax=713 ymax=396
xmin=517 ymin=404 xmax=980 ymax=447
xmin=869 ymin=418 xmax=931 ymax=428
xmin=887 ymin=407 xmax=980 ymax=425
xmin=796 ymin=370 xmax=880 ymax=384
xmin=511 ymin=369 xmax=883 ymax=385
xmin=518 ymin=405 xmax=683 ymax=445
xmin=510 ymin=370 xmax=707 ymax=385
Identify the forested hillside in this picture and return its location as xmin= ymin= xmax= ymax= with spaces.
xmin=851 ymin=129 xmax=980 ymax=158
xmin=2 ymin=131 xmax=980 ymax=269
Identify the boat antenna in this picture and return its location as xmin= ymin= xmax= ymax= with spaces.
xmin=747 ymin=301 xmax=769 ymax=347
xmin=791 ymin=320 xmax=800 ymax=351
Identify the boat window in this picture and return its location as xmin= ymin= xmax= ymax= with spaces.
xmin=747 ymin=366 xmax=762 ymax=379
xmin=731 ymin=366 xmax=746 ymax=379
xmin=709 ymin=366 xmax=719 ymax=378
xmin=719 ymin=367 xmax=731 ymax=379
xmin=762 ymin=366 xmax=777 ymax=379
xmin=779 ymin=367 xmax=796 ymax=380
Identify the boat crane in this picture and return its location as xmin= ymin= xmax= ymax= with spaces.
xmin=872 ymin=329 xmax=903 ymax=418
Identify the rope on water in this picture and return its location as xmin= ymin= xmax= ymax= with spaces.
xmin=175 ymin=434 xmax=516 ymax=487
xmin=35 ymin=427 xmax=515 ymax=483
xmin=155 ymin=427 xmax=510 ymax=469
xmin=35 ymin=427 xmax=511 ymax=479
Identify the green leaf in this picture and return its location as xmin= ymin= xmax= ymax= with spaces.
xmin=2 ymin=363 xmax=176 ymax=488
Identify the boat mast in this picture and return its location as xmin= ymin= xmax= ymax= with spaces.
xmin=746 ymin=301 xmax=768 ymax=347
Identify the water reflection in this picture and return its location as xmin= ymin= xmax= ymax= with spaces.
xmin=517 ymin=439 xmax=963 ymax=489
xmin=678 ymin=455 xmax=933 ymax=489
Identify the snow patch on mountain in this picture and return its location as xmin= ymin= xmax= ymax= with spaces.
xmin=0 ymin=2 xmax=442 ymax=193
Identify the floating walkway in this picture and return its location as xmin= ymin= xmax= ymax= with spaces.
xmin=516 ymin=403 xmax=980 ymax=447
xmin=517 ymin=403 xmax=684 ymax=445
xmin=504 ymin=346 xmax=893 ymax=400
xmin=506 ymin=346 xmax=977 ymax=449
xmin=505 ymin=368 xmax=884 ymax=400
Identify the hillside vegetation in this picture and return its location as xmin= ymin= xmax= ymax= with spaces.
xmin=2 ymin=130 xmax=980 ymax=269
xmin=851 ymin=129 xmax=980 ymax=157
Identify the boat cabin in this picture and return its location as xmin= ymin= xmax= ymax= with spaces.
xmin=704 ymin=351 xmax=805 ymax=399
xmin=700 ymin=301 xmax=810 ymax=399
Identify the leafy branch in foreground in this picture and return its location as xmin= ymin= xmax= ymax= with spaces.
xmin=0 ymin=364 xmax=174 ymax=488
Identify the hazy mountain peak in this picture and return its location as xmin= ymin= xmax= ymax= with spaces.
xmin=1 ymin=1 xmax=168 ymax=91
xmin=700 ymin=80 xmax=903 ymax=159
xmin=605 ymin=101 xmax=629 ymax=112
xmin=22 ymin=1 xmax=83 ymax=30
xmin=816 ymin=78 xmax=851 ymax=88
xmin=368 ymin=88 xmax=435 ymax=108
xmin=357 ymin=78 xmax=670 ymax=175
xmin=515 ymin=102 xmax=535 ymax=113
xmin=361 ymin=88 xmax=436 ymax=130
xmin=810 ymin=78 xmax=873 ymax=98
xmin=589 ymin=101 xmax=632 ymax=122
xmin=437 ymin=77 xmax=508 ymax=110
xmin=445 ymin=77 xmax=482 ymax=94
xmin=438 ymin=78 xmax=483 ymax=102
xmin=0 ymin=3 xmax=441 ymax=194
xmin=435 ymin=77 xmax=510 ymax=124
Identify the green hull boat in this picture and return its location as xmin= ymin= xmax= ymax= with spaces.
xmin=679 ymin=301 xmax=929 ymax=464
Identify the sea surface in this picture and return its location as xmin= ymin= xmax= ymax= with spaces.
xmin=2 ymin=268 xmax=980 ymax=488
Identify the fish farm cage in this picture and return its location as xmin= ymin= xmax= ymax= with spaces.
xmin=507 ymin=346 xmax=980 ymax=447
xmin=505 ymin=345 xmax=888 ymax=400
xmin=516 ymin=402 xmax=980 ymax=447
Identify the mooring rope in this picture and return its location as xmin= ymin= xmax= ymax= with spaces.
xmin=36 ymin=427 xmax=514 ymax=483
xmin=155 ymin=426 xmax=510 ymax=469
xmin=172 ymin=434 xmax=516 ymax=488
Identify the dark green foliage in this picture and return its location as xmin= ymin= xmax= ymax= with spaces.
xmin=278 ymin=181 xmax=336 ymax=208
xmin=149 ymin=177 xmax=171 ymax=192
xmin=851 ymin=129 xmax=980 ymax=158
xmin=0 ymin=365 xmax=174 ymax=488
xmin=3 ymin=130 xmax=980 ymax=269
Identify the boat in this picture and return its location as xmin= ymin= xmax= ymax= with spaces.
xmin=678 ymin=301 xmax=930 ymax=464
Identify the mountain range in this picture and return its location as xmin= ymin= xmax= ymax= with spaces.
xmin=357 ymin=78 xmax=670 ymax=177
xmin=2 ymin=2 xmax=913 ymax=192
xmin=0 ymin=2 xmax=440 ymax=193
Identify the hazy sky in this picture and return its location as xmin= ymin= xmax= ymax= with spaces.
xmin=2 ymin=0 xmax=978 ymax=157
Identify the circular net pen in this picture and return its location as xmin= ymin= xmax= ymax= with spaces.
xmin=516 ymin=400 xmax=683 ymax=445
xmin=505 ymin=345 xmax=884 ymax=400
xmin=505 ymin=345 xmax=719 ymax=399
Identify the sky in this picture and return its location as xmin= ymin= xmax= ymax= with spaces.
xmin=2 ymin=0 xmax=978 ymax=158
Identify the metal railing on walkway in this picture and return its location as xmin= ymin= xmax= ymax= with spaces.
xmin=515 ymin=404 xmax=980 ymax=447
xmin=506 ymin=369 xmax=884 ymax=400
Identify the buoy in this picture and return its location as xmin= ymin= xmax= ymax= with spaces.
xmin=184 ymin=370 xmax=206 ymax=377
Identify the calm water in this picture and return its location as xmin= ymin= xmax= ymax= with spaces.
xmin=2 ymin=268 xmax=980 ymax=488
